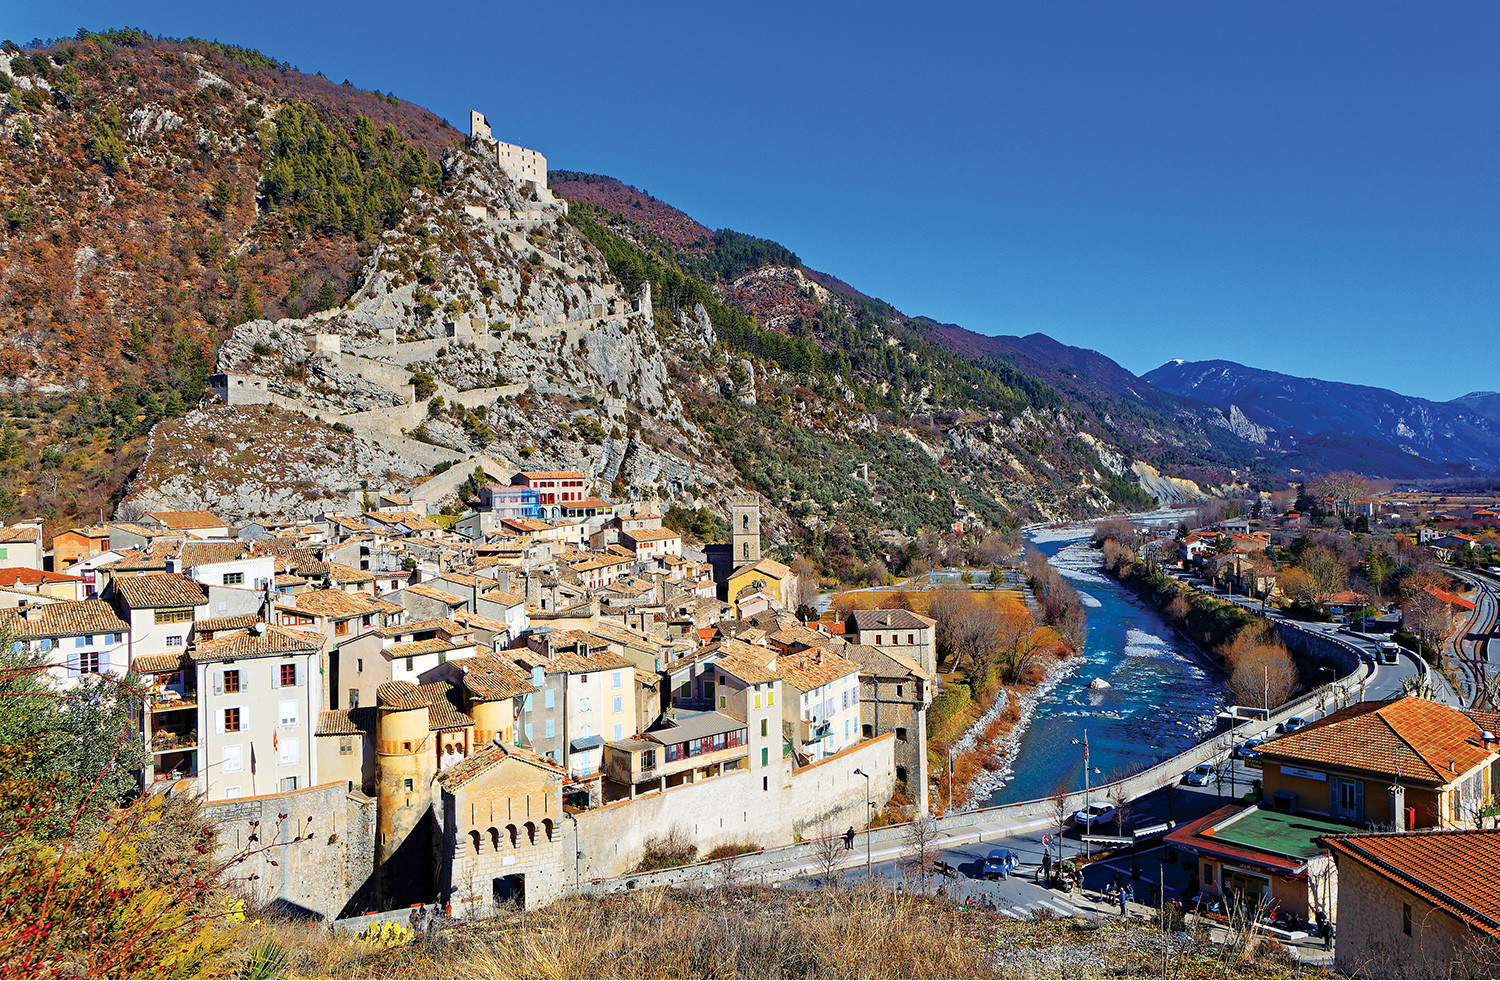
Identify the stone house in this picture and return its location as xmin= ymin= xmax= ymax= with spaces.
xmin=844 ymin=641 xmax=934 ymax=813
xmin=108 ymin=573 xmax=209 ymax=664
xmin=1321 ymin=828 xmax=1500 ymax=978
xmin=0 ymin=599 xmax=130 ymax=687
xmin=0 ymin=522 xmax=44 ymax=570
xmin=844 ymin=608 xmax=937 ymax=677
xmin=433 ymin=740 xmax=570 ymax=915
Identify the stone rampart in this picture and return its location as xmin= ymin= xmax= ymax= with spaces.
xmin=203 ymin=781 xmax=376 ymax=921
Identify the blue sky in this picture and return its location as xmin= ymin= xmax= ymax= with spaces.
xmin=9 ymin=1 xmax=1500 ymax=401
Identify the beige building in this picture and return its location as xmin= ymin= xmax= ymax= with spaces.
xmin=1322 ymin=829 xmax=1500 ymax=978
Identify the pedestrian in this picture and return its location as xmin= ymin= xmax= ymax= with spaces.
xmin=844 ymin=826 xmax=855 ymax=851
xmin=1316 ymin=911 xmax=1332 ymax=950
xmin=1041 ymin=851 xmax=1052 ymax=885
xmin=1118 ymin=885 xmax=1129 ymax=917
xmin=1112 ymin=871 xmax=1122 ymax=893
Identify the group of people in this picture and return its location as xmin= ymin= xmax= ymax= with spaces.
xmin=1102 ymin=873 xmax=1135 ymax=915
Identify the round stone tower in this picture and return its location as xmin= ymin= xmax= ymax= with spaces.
xmin=374 ymin=681 xmax=436 ymax=895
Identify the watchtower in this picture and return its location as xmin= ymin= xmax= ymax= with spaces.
xmin=731 ymin=496 xmax=761 ymax=566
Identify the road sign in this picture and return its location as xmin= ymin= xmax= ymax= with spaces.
xmin=1042 ymin=834 xmax=1053 ymax=848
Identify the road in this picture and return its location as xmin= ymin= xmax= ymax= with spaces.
xmin=1161 ymin=569 xmax=1461 ymax=706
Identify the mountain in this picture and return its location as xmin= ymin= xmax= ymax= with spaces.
xmin=1142 ymin=359 xmax=1500 ymax=476
xmin=0 ymin=30 xmax=1243 ymax=546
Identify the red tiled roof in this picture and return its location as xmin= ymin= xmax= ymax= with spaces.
xmin=0 ymin=599 xmax=129 ymax=638
xmin=1425 ymin=585 xmax=1477 ymax=611
xmin=0 ymin=568 xmax=85 ymax=587
xmin=463 ymin=655 xmax=537 ymax=702
xmin=190 ymin=625 xmax=319 ymax=662
xmin=1321 ymin=829 xmax=1500 ymax=937
xmin=378 ymin=680 xmax=430 ymax=710
xmin=316 ymin=708 xmax=376 ymax=736
xmin=436 ymin=740 xmax=567 ymax=790
xmin=515 ymin=471 xmax=587 ymax=480
xmin=1259 ymin=696 xmax=1496 ymax=785
xmin=776 ymin=647 xmax=861 ymax=694
xmin=113 ymin=574 xmax=208 ymax=609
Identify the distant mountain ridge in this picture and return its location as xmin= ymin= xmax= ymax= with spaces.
xmin=1143 ymin=359 xmax=1500 ymax=476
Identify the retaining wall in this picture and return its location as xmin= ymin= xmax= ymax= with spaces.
xmin=203 ymin=782 xmax=377 ymax=921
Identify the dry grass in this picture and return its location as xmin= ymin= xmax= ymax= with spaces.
xmin=279 ymin=885 xmax=1322 ymax=979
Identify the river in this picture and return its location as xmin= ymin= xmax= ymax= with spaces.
xmin=983 ymin=527 xmax=1228 ymax=805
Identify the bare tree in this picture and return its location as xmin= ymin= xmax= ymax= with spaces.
xmin=810 ymin=818 xmax=844 ymax=888
xmin=793 ymin=557 xmax=819 ymax=611
xmin=900 ymin=816 xmax=940 ymax=890
xmin=1403 ymin=589 xmax=1447 ymax=657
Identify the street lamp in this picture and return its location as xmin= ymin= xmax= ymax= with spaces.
xmin=1318 ymin=666 xmax=1336 ymax=687
xmin=854 ymin=767 xmax=872 ymax=879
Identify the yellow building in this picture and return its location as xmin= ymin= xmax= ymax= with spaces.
xmin=728 ymin=557 xmax=795 ymax=617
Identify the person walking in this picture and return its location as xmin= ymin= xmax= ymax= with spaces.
xmin=844 ymin=827 xmax=855 ymax=851
xmin=1119 ymin=882 xmax=1132 ymax=917
xmin=1041 ymin=851 xmax=1052 ymax=885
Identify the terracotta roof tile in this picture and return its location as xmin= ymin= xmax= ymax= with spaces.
xmin=316 ymin=707 xmax=376 ymax=736
xmin=776 ymin=647 xmax=861 ymax=694
xmin=1321 ymin=828 xmax=1500 ymax=936
xmin=190 ymin=624 xmax=319 ymax=662
xmin=1260 ymin=696 xmax=1496 ymax=785
xmin=463 ymin=655 xmax=538 ymax=701
xmin=176 ymin=541 xmax=252 ymax=567
xmin=195 ymin=614 xmax=258 ymax=632
xmin=0 ymin=599 xmax=129 ymax=639
xmin=133 ymin=652 xmax=190 ymax=674
xmin=378 ymin=680 xmax=430 ymax=710
xmin=114 ymin=574 xmax=208 ymax=609
xmin=436 ymin=740 xmax=568 ymax=789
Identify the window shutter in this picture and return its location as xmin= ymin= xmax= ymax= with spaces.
xmin=213 ymin=674 xmax=223 ymax=696
xmin=215 ymin=709 xmax=225 ymax=734
xmin=66 ymin=652 xmax=79 ymax=678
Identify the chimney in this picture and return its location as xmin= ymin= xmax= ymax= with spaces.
xmin=1484 ymin=731 xmax=1498 ymax=751
xmin=1390 ymin=784 xmax=1407 ymax=831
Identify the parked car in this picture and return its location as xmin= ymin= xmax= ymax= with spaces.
xmin=1235 ymin=737 xmax=1265 ymax=759
xmin=1278 ymin=715 xmax=1311 ymax=734
xmin=982 ymin=848 xmax=1020 ymax=879
xmin=1183 ymin=763 xmax=1216 ymax=786
xmin=1071 ymin=802 xmax=1117 ymax=828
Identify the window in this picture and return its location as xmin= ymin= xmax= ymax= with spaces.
xmin=155 ymin=608 xmax=193 ymax=624
xmin=896 ymin=684 xmax=903 ymax=698
xmin=405 ymin=657 xmax=413 ymax=672
xmin=613 ymin=723 xmax=624 ymax=740
xmin=76 ymin=635 xmax=89 ymax=648
xmin=166 ymin=635 xmax=183 ymax=647
xmin=279 ymin=663 xmax=298 ymax=688
xmin=339 ymin=736 xmax=353 ymax=755
xmin=768 ymin=691 xmax=774 ymax=707
xmin=349 ymin=689 xmax=359 ymax=709
xmin=704 ymin=680 xmax=715 ymax=702
xmin=579 ymin=696 xmax=590 ymax=712
xmin=544 ymin=688 xmax=555 ymax=709
xmin=222 ymin=745 xmax=243 ymax=773
xmin=223 ymin=707 xmax=241 ymax=733
xmin=754 ymin=694 xmax=761 ymax=710
xmin=224 ymin=785 xmax=242 ymax=798
xmin=278 ymin=738 xmax=298 ymax=765
xmin=896 ymin=727 xmax=908 ymax=741
xmin=278 ymin=700 xmax=298 ymax=727
xmin=335 ymin=619 xmax=350 ymax=637
xmin=1403 ymin=902 xmax=1412 ymax=936
xmin=761 ymin=719 xmax=768 ymax=737
xmin=612 ymin=670 xmax=622 ymax=689
xmin=863 ymin=724 xmax=874 ymax=738
xmin=281 ymin=776 xmax=298 ymax=792
xmin=525 ymin=723 xmax=534 ymax=741
xmin=907 ymin=633 xmax=914 ymax=645
xmin=224 ymin=572 xmax=244 ymax=585
xmin=403 ymin=778 xmax=413 ymax=791
xmin=720 ymin=695 xmax=727 ymax=709
xmin=875 ymin=634 xmax=883 ymax=645
xmin=612 ymin=696 xmax=623 ymax=714
xmin=224 ymin=670 xmax=240 ymax=693
xmin=761 ymin=747 xmax=769 ymax=767
xmin=79 ymin=651 xmax=100 ymax=675
xmin=679 ymin=680 xmax=690 ymax=698
xmin=356 ymin=658 xmax=364 ymax=672
xmin=544 ymin=719 xmax=555 ymax=739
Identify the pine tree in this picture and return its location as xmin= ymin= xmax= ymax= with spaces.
xmin=314 ymin=279 xmax=337 ymax=311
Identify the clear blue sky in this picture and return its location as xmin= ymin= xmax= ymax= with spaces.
xmin=9 ymin=1 xmax=1500 ymax=402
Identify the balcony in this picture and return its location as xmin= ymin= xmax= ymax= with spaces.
xmin=149 ymin=696 xmax=197 ymax=714
xmin=152 ymin=729 xmax=198 ymax=754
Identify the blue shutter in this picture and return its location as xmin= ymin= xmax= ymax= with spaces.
xmin=65 ymin=651 xmax=79 ymax=678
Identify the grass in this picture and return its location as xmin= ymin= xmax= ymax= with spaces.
xmin=228 ymin=885 xmax=1320 ymax=979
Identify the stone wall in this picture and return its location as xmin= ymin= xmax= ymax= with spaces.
xmin=1333 ymin=856 xmax=1497 ymax=978
xmin=574 ymin=734 xmax=895 ymax=879
xmin=203 ymin=781 xmax=377 ymax=921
